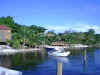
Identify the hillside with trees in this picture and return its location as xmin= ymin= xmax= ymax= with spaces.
xmin=0 ymin=16 xmax=46 ymax=48
xmin=0 ymin=16 xmax=100 ymax=48
xmin=45 ymin=29 xmax=100 ymax=46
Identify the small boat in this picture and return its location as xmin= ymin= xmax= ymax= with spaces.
xmin=48 ymin=48 xmax=70 ymax=57
xmin=45 ymin=46 xmax=64 ymax=51
xmin=48 ymin=51 xmax=70 ymax=57
xmin=54 ymin=47 xmax=64 ymax=51
xmin=44 ymin=47 xmax=55 ymax=52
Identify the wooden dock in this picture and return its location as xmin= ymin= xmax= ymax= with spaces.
xmin=0 ymin=66 xmax=22 ymax=75
xmin=0 ymin=48 xmax=42 ymax=55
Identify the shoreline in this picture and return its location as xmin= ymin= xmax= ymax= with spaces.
xmin=0 ymin=48 xmax=42 ymax=55
xmin=44 ymin=44 xmax=88 ymax=49
xmin=0 ymin=44 xmax=99 ymax=55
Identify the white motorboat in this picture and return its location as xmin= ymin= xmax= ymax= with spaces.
xmin=48 ymin=51 xmax=70 ymax=57
xmin=45 ymin=46 xmax=65 ymax=52
xmin=54 ymin=47 xmax=64 ymax=51
xmin=48 ymin=48 xmax=70 ymax=57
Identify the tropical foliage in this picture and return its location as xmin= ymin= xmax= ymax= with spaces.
xmin=0 ymin=16 xmax=100 ymax=48
xmin=45 ymin=29 xmax=100 ymax=46
xmin=0 ymin=16 xmax=46 ymax=48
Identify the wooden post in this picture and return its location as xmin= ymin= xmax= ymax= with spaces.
xmin=84 ymin=49 xmax=87 ymax=61
xmin=57 ymin=61 xmax=62 ymax=75
xmin=83 ymin=49 xmax=87 ymax=71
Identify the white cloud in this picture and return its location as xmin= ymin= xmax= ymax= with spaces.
xmin=44 ymin=24 xmax=100 ymax=34
xmin=46 ymin=25 xmax=66 ymax=30
xmin=71 ymin=24 xmax=100 ymax=34
xmin=44 ymin=25 xmax=67 ymax=33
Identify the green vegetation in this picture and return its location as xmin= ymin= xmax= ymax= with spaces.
xmin=0 ymin=16 xmax=100 ymax=48
xmin=0 ymin=16 xmax=46 ymax=48
xmin=46 ymin=29 xmax=100 ymax=46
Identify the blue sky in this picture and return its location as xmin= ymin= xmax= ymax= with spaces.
xmin=0 ymin=0 xmax=100 ymax=34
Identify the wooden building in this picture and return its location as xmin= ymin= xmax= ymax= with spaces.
xmin=0 ymin=25 xmax=11 ymax=42
xmin=51 ymin=41 xmax=69 ymax=46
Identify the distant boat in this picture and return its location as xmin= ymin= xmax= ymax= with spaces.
xmin=45 ymin=46 xmax=65 ymax=52
xmin=48 ymin=48 xmax=70 ymax=57
xmin=44 ymin=47 xmax=55 ymax=52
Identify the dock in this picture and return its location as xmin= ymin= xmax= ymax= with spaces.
xmin=44 ymin=44 xmax=88 ymax=49
xmin=0 ymin=48 xmax=42 ymax=55
xmin=0 ymin=66 xmax=22 ymax=75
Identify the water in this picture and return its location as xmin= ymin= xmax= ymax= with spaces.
xmin=0 ymin=48 xmax=100 ymax=75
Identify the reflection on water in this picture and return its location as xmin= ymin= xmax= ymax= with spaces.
xmin=82 ymin=49 xmax=87 ymax=71
xmin=0 ymin=51 xmax=47 ymax=70
xmin=0 ymin=56 xmax=11 ymax=68
xmin=56 ymin=48 xmax=87 ymax=75
xmin=51 ymin=56 xmax=69 ymax=63
xmin=0 ymin=48 xmax=100 ymax=75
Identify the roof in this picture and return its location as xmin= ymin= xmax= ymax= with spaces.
xmin=51 ymin=41 xmax=68 ymax=46
xmin=0 ymin=25 xmax=10 ymax=30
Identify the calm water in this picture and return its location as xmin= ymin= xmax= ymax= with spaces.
xmin=0 ymin=48 xmax=100 ymax=75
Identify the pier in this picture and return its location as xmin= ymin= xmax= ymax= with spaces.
xmin=0 ymin=66 xmax=22 ymax=75
xmin=0 ymin=48 xmax=42 ymax=55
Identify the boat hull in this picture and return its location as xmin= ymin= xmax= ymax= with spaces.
xmin=48 ymin=51 xmax=70 ymax=57
xmin=44 ymin=47 xmax=55 ymax=52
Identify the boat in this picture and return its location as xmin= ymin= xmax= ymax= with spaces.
xmin=44 ymin=47 xmax=55 ymax=52
xmin=48 ymin=48 xmax=70 ymax=57
xmin=48 ymin=50 xmax=70 ymax=57
xmin=44 ymin=46 xmax=64 ymax=52
xmin=54 ymin=47 xmax=64 ymax=51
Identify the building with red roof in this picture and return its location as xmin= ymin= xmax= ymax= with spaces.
xmin=0 ymin=25 xmax=10 ymax=30
xmin=0 ymin=25 xmax=11 ymax=42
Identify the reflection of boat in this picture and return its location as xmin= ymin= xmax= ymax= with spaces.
xmin=53 ymin=56 xmax=69 ymax=63
xmin=48 ymin=48 xmax=70 ymax=57
xmin=82 ymin=49 xmax=87 ymax=71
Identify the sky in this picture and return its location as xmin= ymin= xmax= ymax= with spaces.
xmin=0 ymin=0 xmax=100 ymax=34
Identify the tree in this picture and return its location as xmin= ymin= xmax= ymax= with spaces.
xmin=0 ymin=16 xmax=46 ymax=48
